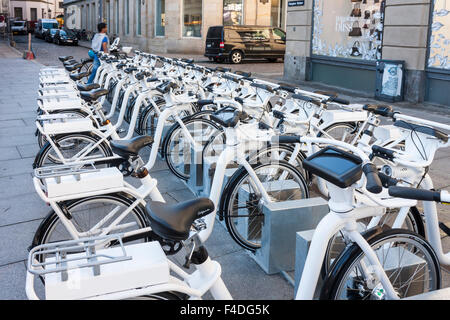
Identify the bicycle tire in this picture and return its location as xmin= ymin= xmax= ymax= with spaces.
xmin=321 ymin=228 xmax=441 ymax=300
xmin=221 ymin=160 xmax=309 ymax=251
xmin=33 ymin=132 xmax=113 ymax=168
xmin=163 ymin=117 xmax=223 ymax=180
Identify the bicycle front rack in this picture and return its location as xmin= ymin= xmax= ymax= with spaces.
xmin=27 ymin=234 xmax=132 ymax=282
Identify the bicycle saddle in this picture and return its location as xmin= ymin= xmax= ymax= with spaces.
xmin=124 ymin=67 xmax=138 ymax=74
xmin=65 ymin=63 xmax=83 ymax=72
xmin=147 ymin=198 xmax=214 ymax=241
xmin=80 ymin=88 xmax=109 ymax=101
xmin=210 ymin=109 xmax=248 ymax=128
xmin=70 ymin=72 xmax=89 ymax=81
xmin=77 ymin=83 xmax=100 ymax=91
xmin=156 ymin=81 xmax=178 ymax=94
xmin=116 ymin=63 xmax=127 ymax=69
xmin=363 ymin=104 xmax=394 ymax=117
xmin=58 ymin=55 xmax=73 ymax=62
xmin=81 ymin=58 xmax=93 ymax=64
xmin=63 ymin=59 xmax=77 ymax=66
xmin=110 ymin=135 xmax=154 ymax=158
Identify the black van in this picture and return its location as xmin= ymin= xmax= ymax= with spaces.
xmin=205 ymin=25 xmax=286 ymax=64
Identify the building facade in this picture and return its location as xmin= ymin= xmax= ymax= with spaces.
xmin=63 ymin=0 xmax=287 ymax=53
xmin=10 ymin=0 xmax=64 ymax=20
xmin=283 ymin=0 xmax=450 ymax=105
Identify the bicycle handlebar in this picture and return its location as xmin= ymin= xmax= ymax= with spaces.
xmin=388 ymin=186 xmax=449 ymax=203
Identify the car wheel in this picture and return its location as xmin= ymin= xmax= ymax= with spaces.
xmin=230 ymin=50 xmax=243 ymax=64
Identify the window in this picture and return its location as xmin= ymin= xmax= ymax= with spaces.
xmin=92 ymin=3 xmax=96 ymax=29
xmin=271 ymin=0 xmax=283 ymax=27
xmin=59 ymin=2 xmax=63 ymax=9
xmin=42 ymin=8 xmax=45 ymax=19
xmin=87 ymin=4 xmax=90 ymax=31
xmin=136 ymin=0 xmax=141 ymax=35
xmin=43 ymin=22 xmax=59 ymax=29
xmin=106 ymin=1 xmax=110 ymax=29
xmin=115 ymin=0 xmax=119 ymax=34
xmin=251 ymin=29 xmax=270 ymax=41
xmin=223 ymin=0 xmax=243 ymax=26
xmin=183 ymin=0 xmax=202 ymax=37
xmin=30 ymin=8 xmax=37 ymax=21
xmin=273 ymin=28 xmax=285 ymax=40
xmin=428 ymin=0 xmax=450 ymax=69
xmin=312 ymin=0 xmax=384 ymax=61
xmin=125 ymin=0 xmax=129 ymax=34
xmin=155 ymin=0 xmax=165 ymax=36
xmin=14 ymin=7 xmax=23 ymax=20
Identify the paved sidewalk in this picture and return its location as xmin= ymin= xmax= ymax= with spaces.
xmin=0 ymin=39 xmax=449 ymax=300
xmin=0 ymin=40 xmax=293 ymax=300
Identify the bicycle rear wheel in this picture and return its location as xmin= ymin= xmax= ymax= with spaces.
xmin=322 ymin=229 xmax=441 ymax=300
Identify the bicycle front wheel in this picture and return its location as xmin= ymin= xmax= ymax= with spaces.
xmin=322 ymin=229 xmax=441 ymax=300
xmin=222 ymin=160 xmax=309 ymax=251
xmin=164 ymin=117 xmax=223 ymax=180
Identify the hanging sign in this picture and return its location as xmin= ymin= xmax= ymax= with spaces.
xmin=288 ymin=1 xmax=305 ymax=7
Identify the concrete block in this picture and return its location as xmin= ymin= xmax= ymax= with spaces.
xmin=382 ymin=46 xmax=427 ymax=71
xmin=384 ymin=4 xmax=430 ymax=26
xmin=383 ymin=26 xmax=428 ymax=48
xmin=287 ymin=10 xmax=312 ymax=26
xmin=252 ymin=197 xmax=329 ymax=275
xmin=283 ymin=55 xmax=309 ymax=82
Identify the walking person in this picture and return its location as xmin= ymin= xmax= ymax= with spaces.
xmin=87 ymin=22 xmax=109 ymax=84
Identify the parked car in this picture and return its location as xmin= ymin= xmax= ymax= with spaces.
xmin=35 ymin=19 xmax=59 ymax=39
xmin=53 ymin=29 xmax=78 ymax=45
xmin=205 ymin=25 xmax=286 ymax=64
xmin=45 ymin=28 xmax=58 ymax=43
xmin=11 ymin=21 xmax=27 ymax=35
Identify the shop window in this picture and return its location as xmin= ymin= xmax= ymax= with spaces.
xmin=428 ymin=0 xmax=450 ymax=69
xmin=183 ymin=0 xmax=202 ymax=37
xmin=223 ymin=0 xmax=243 ymax=26
xmin=155 ymin=0 xmax=165 ymax=36
xmin=312 ymin=0 xmax=384 ymax=61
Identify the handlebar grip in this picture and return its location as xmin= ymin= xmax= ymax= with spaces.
xmin=388 ymin=186 xmax=441 ymax=202
xmin=329 ymin=96 xmax=350 ymax=105
xmin=371 ymin=145 xmax=395 ymax=161
xmin=271 ymin=135 xmax=301 ymax=145
xmin=362 ymin=163 xmax=383 ymax=194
